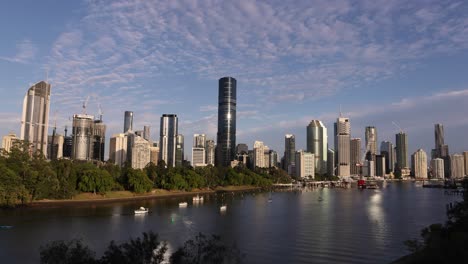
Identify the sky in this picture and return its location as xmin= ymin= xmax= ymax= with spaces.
xmin=1 ymin=0 xmax=468 ymax=161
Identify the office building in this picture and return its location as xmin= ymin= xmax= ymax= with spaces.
xmin=176 ymin=134 xmax=184 ymax=167
xmin=306 ymin=120 xmax=328 ymax=174
xmin=363 ymin=160 xmax=375 ymax=177
xmin=20 ymin=81 xmax=51 ymax=157
xmin=143 ymin=126 xmax=151 ymax=142
xmin=159 ymin=114 xmax=178 ymax=167
xmin=2 ymin=133 xmax=19 ymax=153
xmin=375 ymin=154 xmax=386 ymax=177
xmin=335 ymin=117 xmax=351 ymax=177
xmin=284 ymin=134 xmax=296 ymax=172
xmin=216 ymin=76 xmax=236 ymax=166
xmin=295 ymin=150 xmax=315 ymax=179
xmin=192 ymin=147 xmax=206 ymax=167
xmin=431 ymin=158 xmax=444 ymax=179
xmin=253 ymin=141 xmax=267 ymax=168
xmin=396 ymin=132 xmax=408 ymax=170
xmin=451 ymin=154 xmax=465 ymax=178
xmin=380 ymin=141 xmax=394 ymax=173
xmin=131 ymin=136 xmax=150 ymax=169
xmin=365 ymin=126 xmax=377 ymax=160
xmin=71 ymin=114 xmax=94 ymax=161
xmin=109 ymin=133 xmax=128 ymax=167
xmin=149 ymin=146 xmax=159 ymax=165
xmin=193 ymin=134 xmax=206 ymax=148
xmin=63 ymin=128 xmax=72 ymax=159
xmin=327 ymin=149 xmax=335 ymax=176
xmin=47 ymin=134 xmax=64 ymax=160
xmin=92 ymin=119 xmax=106 ymax=162
xmin=206 ymin=139 xmax=215 ymax=166
xmin=124 ymin=111 xmax=133 ymax=132
xmin=412 ymin=149 xmax=427 ymax=179
xmin=434 ymin=124 xmax=444 ymax=156
xmin=350 ymin=138 xmax=361 ymax=175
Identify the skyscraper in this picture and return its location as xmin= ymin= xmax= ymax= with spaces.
xmin=143 ymin=125 xmax=151 ymax=142
xmin=216 ymin=77 xmax=236 ymax=167
xmin=434 ymin=124 xmax=444 ymax=156
xmin=464 ymin=151 xmax=468 ymax=177
xmin=176 ymin=134 xmax=184 ymax=167
xmin=21 ymin=81 xmax=51 ymax=157
xmin=236 ymin=143 xmax=248 ymax=155
xmin=71 ymin=114 xmax=94 ymax=161
xmin=205 ymin=139 xmax=215 ymax=166
xmin=284 ymin=134 xmax=296 ymax=173
xmin=375 ymin=154 xmax=386 ymax=177
xmin=380 ymin=141 xmax=395 ymax=174
xmin=396 ymin=132 xmax=408 ymax=170
xmin=109 ymin=133 xmax=127 ymax=167
xmin=335 ymin=117 xmax=351 ymax=177
xmin=253 ymin=141 xmax=267 ymax=168
xmin=327 ymin=149 xmax=335 ymax=176
xmin=132 ymin=136 xmax=150 ymax=169
xmin=92 ymin=119 xmax=106 ymax=161
xmin=193 ymin=134 xmax=206 ymax=148
xmin=412 ymin=149 xmax=427 ymax=179
xmin=159 ymin=114 xmax=178 ymax=167
xmin=295 ymin=150 xmax=315 ymax=179
xmin=124 ymin=111 xmax=133 ymax=132
xmin=365 ymin=126 xmax=377 ymax=159
xmin=431 ymin=158 xmax=444 ymax=179
xmin=451 ymin=154 xmax=465 ymax=178
xmin=350 ymin=138 xmax=362 ymax=175
xmin=306 ymin=120 xmax=328 ymax=174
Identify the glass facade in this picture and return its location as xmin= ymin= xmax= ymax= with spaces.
xmin=216 ymin=77 xmax=236 ymax=166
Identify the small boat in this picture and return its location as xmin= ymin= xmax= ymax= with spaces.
xmin=268 ymin=198 xmax=273 ymax=203
xmin=318 ymin=197 xmax=323 ymax=202
xmin=134 ymin=207 xmax=149 ymax=214
xmin=366 ymin=183 xmax=379 ymax=189
xmin=179 ymin=202 xmax=188 ymax=207
xmin=0 ymin=225 xmax=13 ymax=229
xmin=193 ymin=195 xmax=204 ymax=202
xmin=220 ymin=205 xmax=227 ymax=212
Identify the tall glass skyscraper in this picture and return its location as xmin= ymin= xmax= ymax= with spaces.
xmin=21 ymin=81 xmax=51 ymax=157
xmin=284 ymin=134 xmax=296 ymax=172
xmin=365 ymin=126 xmax=377 ymax=159
xmin=216 ymin=77 xmax=236 ymax=167
xmin=124 ymin=111 xmax=133 ymax=133
xmin=396 ymin=132 xmax=408 ymax=169
xmin=335 ymin=117 xmax=351 ymax=177
xmin=306 ymin=120 xmax=327 ymax=174
xmin=159 ymin=114 xmax=178 ymax=167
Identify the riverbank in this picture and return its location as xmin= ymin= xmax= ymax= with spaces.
xmin=29 ymin=185 xmax=260 ymax=208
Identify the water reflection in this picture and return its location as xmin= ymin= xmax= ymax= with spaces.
xmin=367 ymin=191 xmax=386 ymax=247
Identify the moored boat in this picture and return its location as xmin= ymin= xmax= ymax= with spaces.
xmin=134 ymin=207 xmax=149 ymax=214
xmin=179 ymin=202 xmax=188 ymax=207
xmin=193 ymin=195 xmax=204 ymax=202
xmin=220 ymin=205 xmax=227 ymax=212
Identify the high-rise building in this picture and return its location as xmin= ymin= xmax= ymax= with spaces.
xmin=47 ymin=134 xmax=64 ymax=160
xmin=236 ymin=143 xmax=248 ymax=155
xmin=295 ymin=150 xmax=315 ymax=179
xmin=159 ymin=114 xmax=178 ymax=167
xmin=464 ymin=151 xmax=468 ymax=176
xmin=253 ymin=141 xmax=267 ymax=168
xmin=412 ymin=149 xmax=427 ymax=179
xmin=284 ymin=134 xmax=296 ymax=172
xmin=21 ymin=81 xmax=51 ymax=157
xmin=450 ymin=154 xmax=465 ymax=178
xmin=176 ymin=134 xmax=184 ymax=167
xmin=193 ymin=134 xmax=206 ymax=148
xmin=109 ymin=133 xmax=127 ymax=167
xmin=306 ymin=120 xmax=328 ymax=174
xmin=124 ymin=111 xmax=133 ymax=133
xmin=131 ymin=136 xmax=150 ymax=169
xmin=149 ymin=146 xmax=159 ymax=165
xmin=268 ymin=150 xmax=278 ymax=168
xmin=380 ymin=141 xmax=394 ymax=173
xmin=205 ymin=139 xmax=215 ymax=166
xmin=350 ymin=138 xmax=362 ymax=175
xmin=431 ymin=158 xmax=444 ymax=179
xmin=92 ymin=119 xmax=106 ymax=162
xmin=71 ymin=114 xmax=94 ymax=161
xmin=216 ymin=76 xmax=236 ymax=167
xmin=434 ymin=124 xmax=444 ymax=156
xmin=63 ymin=127 xmax=72 ymax=159
xmin=365 ymin=126 xmax=377 ymax=160
xmin=192 ymin=147 xmax=206 ymax=167
xmin=375 ymin=154 xmax=386 ymax=177
xmin=327 ymin=148 xmax=335 ymax=176
xmin=2 ymin=133 xmax=19 ymax=153
xmin=395 ymin=132 xmax=408 ymax=170
xmin=335 ymin=117 xmax=351 ymax=177
xmin=143 ymin=126 xmax=151 ymax=142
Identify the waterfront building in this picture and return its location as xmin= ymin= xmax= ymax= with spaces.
xmin=412 ymin=149 xmax=428 ymax=179
xmin=450 ymin=154 xmax=465 ymax=178
xmin=327 ymin=149 xmax=335 ymax=176
xmin=131 ymin=136 xmax=150 ymax=169
xmin=284 ymin=134 xmax=296 ymax=173
xmin=431 ymin=158 xmax=444 ymax=179
xmin=295 ymin=150 xmax=315 ymax=179
xmin=253 ymin=141 xmax=267 ymax=168
xmin=124 ymin=111 xmax=133 ymax=133
xmin=350 ymin=138 xmax=362 ymax=175
xmin=363 ymin=160 xmax=375 ymax=177
xmin=149 ymin=146 xmax=159 ymax=165
xmin=159 ymin=114 xmax=178 ymax=167
xmin=2 ymin=133 xmax=19 ymax=153
xmin=192 ymin=147 xmax=206 ymax=167
xmin=306 ymin=120 xmax=328 ymax=174
xmin=109 ymin=133 xmax=128 ymax=167
xmin=395 ymin=132 xmax=408 ymax=170
xmin=335 ymin=117 xmax=351 ymax=177
xmin=365 ymin=126 xmax=378 ymax=160
xmin=380 ymin=141 xmax=394 ymax=173
xmin=21 ymin=81 xmax=51 ymax=157
xmin=205 ymin=139 xmax=215 ymax=166
xmin=216 ymin=77 xmax=236 ymax=166
xmin=375 ymin=154 xmax=386 ymax=177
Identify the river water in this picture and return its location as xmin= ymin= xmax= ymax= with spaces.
xmin=0 ymin=182 xmax=461 ymax=263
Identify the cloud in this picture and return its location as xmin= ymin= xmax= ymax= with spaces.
xmin=0 ymin=40 xmax=38 ymax=63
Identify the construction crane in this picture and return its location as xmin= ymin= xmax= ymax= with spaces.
xmin=82 ymin=96 xmax=90 ymax=114
xmin=98 ymin=103 xmax=103 ymax=121
xmin=392 ymin=121 xmax=403 ymax=133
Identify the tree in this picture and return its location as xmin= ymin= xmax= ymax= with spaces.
xmin=39 ymin=239 xmax=96 ymax=264
xmin=128 ymin=169 xmax=153 ymax=193
xmin=170 ymin=233 xmax=243 ymax=264
xmin=0 ymin=164 xmax=27 ymax=207
xmin=77 ymin=166 xmax=114 ymax=194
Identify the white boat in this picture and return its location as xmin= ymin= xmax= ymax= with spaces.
xmin=179 ymin=202 xmax=188 ymax=207
xmin=134 ymin=207 xmax=149 ymax=214
xmin=220 ymin=205 xmax=227 ymax=212
xmin=193 ymin=195 xmax=204 ymax=202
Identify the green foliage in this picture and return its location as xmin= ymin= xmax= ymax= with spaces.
xmin=76 ymin=165 xmax=114 ymax=194
xmin=0 ymin=164 xmax=27 ymax=207
xmin=39 ymin=239 xmax=96 ymax=264
xmin=128 ymin=168 xmax=153 ymax=193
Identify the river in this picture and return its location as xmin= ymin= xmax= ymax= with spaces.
xmin=0 ymin=182 xmax=461 ymax=263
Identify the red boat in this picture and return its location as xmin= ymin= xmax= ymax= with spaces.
xmin=357 ymin=179 xmax=366 ymax=189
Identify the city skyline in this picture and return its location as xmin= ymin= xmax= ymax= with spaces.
xmin=1 ymin=1 xmax=468 ymax=159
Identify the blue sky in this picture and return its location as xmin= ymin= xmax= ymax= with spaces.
xmin=1 ymin=0 xmax=468 ymax=160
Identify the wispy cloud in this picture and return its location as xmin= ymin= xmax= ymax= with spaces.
xmin=0 ymin=40 xmax=37 ymax=63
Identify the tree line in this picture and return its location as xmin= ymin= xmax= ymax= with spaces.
xmin=0 ymin=142 xmax=291 ymax=207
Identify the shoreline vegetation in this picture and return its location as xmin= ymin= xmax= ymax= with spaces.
xmin=0 ymin=142 xmax=292 ymax=208
xmin=30 ymin=185 xmax=260 ymax=207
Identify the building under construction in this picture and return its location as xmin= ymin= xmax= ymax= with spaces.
xmin=71 ymin=114 xmax=106 ymax=162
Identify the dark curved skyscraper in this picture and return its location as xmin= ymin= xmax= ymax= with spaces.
xmin=216 ymin=77 xmax=236 ymax=166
